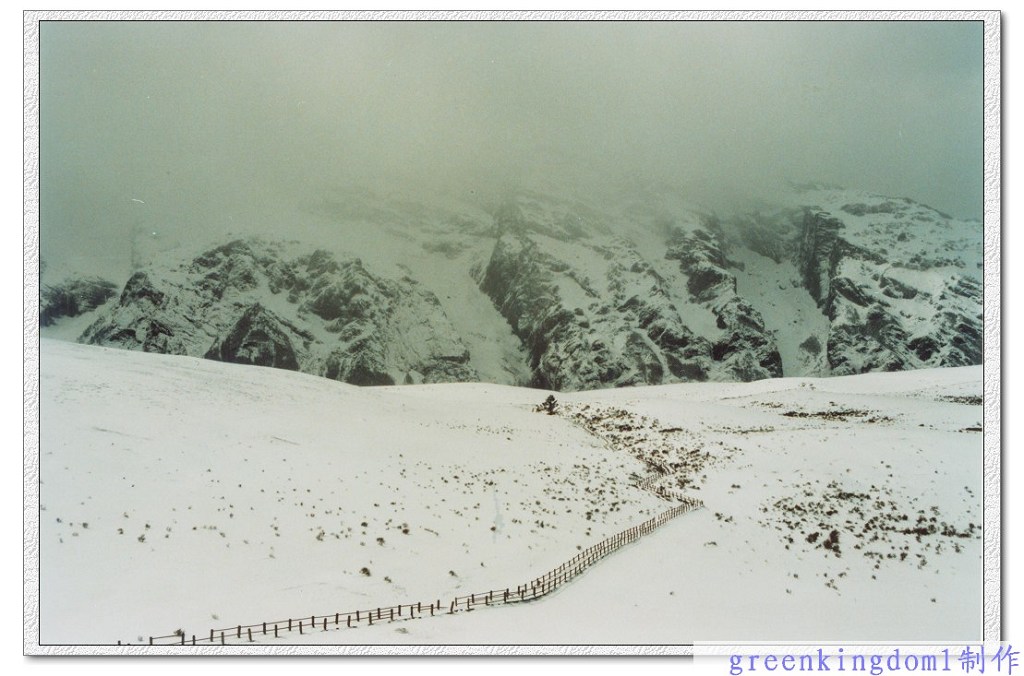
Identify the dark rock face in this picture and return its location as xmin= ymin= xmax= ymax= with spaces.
xmin=80 ymin=273 xmax=188 ymax=354
xmin=943 ymin=314 xmax=983 ymax=366
xmin=189 ymin=239 xmax=262 ymax=299
xmin=119 ymin=272 xmax=168 ymax=307
xmin=480 ymin=232 xmax=631 ymax=390
xmin=826 ymin=306 xmax=913 ymax=374
xmin=478 ymin=196 xmax=750 ymax=390
xmin=685 ymin=263 xmax=735 ymax=303
xmin=204 ymin=304 xmax=305 ymax=371
xmin=710 ymin=298 xmax=784 ymax=381
xmin=323 ymin=348 xmax=392 ymax=385
xmin=821 ymin=283 xmax=982 ymax=375
xmin=840 ymin=200 xmax=900 ymax=216
xmin=299 ymin=255 xmax=391 ymax=330
xmin=40 ymin=277 xmax=118 ymax=326
xmin=798 ymin=211 xmax=863 ymax=305
xmin=799 ymin=335 xmax=822 ymax=355
xmin=665 ymin=220 xmax=730 ymax=270
xmin=665 ymin=220 xmax=783 ymax=382
xmin=480 ymin=233 xmax=570 ymax=386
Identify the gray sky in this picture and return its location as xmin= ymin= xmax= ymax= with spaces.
xmin=39 ymin=20 xmax=984 ymax=276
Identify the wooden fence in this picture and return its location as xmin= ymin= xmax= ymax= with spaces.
xmin=129 ymin=403 xmax=705 ymax=646
xmin=129 ymin=496 xmax=703 ymax=646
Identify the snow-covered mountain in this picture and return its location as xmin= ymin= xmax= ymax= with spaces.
xmin=69 ymin=239 xmax=476 ymax=386
xmin=40 ymin=183 xmax=982 ymax=391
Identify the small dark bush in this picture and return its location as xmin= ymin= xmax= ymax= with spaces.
xmin=538 ymin=395 xmax=558 ymax=415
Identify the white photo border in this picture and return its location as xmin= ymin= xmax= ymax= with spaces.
xmin=22 ymin=8 xmax=1002 ymax=657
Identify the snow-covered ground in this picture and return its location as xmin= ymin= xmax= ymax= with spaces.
xmin=36 ymin=339 xmax=983 ymax=647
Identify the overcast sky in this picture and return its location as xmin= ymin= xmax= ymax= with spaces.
xmin=38 ymin=19 xmax=984 ymax=276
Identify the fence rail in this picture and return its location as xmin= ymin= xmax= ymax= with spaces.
xmin=128 ymin=496 xmax=703 ymax=646
xmin=128 ymin=403 xmax=706 ymax=647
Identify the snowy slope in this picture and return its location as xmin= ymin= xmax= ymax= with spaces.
xmin=37 ymin=340 xmax=982 ymax=646
xmin=731 ymin=247 xmax=832 ymax=377
xmin=794 ymin=185 xmax=982 ymax=281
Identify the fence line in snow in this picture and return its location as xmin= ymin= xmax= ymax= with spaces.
xmin=129 ymin=495 xmax=703 ymax=646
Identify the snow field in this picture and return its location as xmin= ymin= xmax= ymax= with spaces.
xmin=38 ymin=340 xmax=982 ymax=646
xmin=39 ymin=340 xmax=668 ymax=644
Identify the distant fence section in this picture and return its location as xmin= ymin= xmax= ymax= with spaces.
xmin=130 ymin=495 xmax=703 ymax=646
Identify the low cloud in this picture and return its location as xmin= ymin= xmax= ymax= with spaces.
xmin=38 ymin=19 xmax=983 ymax=276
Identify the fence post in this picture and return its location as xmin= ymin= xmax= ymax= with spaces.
xmin=299 ymin=621 xmax=303 ymax=635
xmin=347 ymin=615 xmax=353 ymax=628
xmin=220 ymin=631 xmax=225 ymax=645
xmin=209 ymin=629 xmax=214 ymax=642
xmin=323 ymin=618 xmax=327 ymax=631
xmin=149 ymin=637 xmax=153 ymax=646
xmin=288 ymin=619 xmax=292 ymax=632
xmin=263 ymin=622 xmax=266 ymax=636
xmin=236 ymin=625 xmax=241 ymax=639
xmin=248 ymin=628 xmax=253 ymax=642
xmin=274 ymin=624 xmax=279 ymax=638
xmin=336 ymin=613 xmax=339 ymax=626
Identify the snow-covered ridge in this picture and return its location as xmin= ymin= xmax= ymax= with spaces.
xmin=65 ymin=238 xmax=476 ymax=386
xmin=40 ymin=183 xmax=982 ymax=390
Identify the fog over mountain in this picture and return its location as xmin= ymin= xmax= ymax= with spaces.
xmin=40 ymin=20 xmax=982 ymax=280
